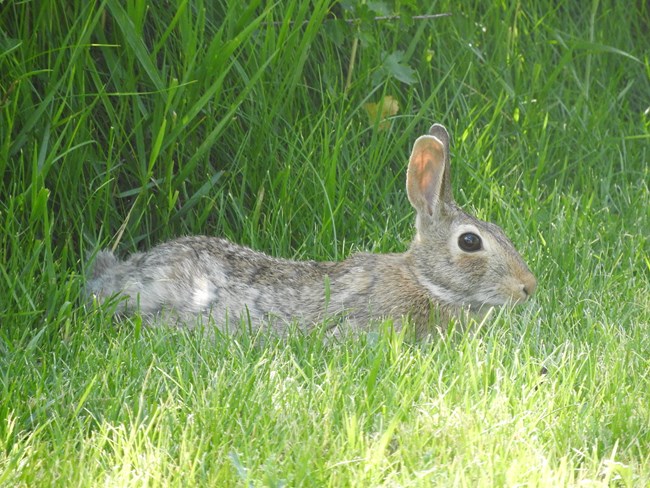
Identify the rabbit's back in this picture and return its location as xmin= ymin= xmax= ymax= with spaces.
xmin=87 ymin=236 xmax=428 ymax=332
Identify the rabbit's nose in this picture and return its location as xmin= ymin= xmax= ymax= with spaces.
xmin=521 ymin=272 xmax=537 ymax=299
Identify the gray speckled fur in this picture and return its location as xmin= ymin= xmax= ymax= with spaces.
xmin=87 ymin=124 xmax=537 ymax=337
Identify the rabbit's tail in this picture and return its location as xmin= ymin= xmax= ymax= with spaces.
xmin=90 ymin=250 xmax=119 ymax=279
xmin=86 ymin=250 xmax=120 ymax=299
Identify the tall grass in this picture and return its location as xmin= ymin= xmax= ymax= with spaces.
xmin=1 ymin=0 xmax=649 ymax=485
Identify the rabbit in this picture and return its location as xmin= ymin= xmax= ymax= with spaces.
xmin=87 ymin=123 xmax=537 ymax=337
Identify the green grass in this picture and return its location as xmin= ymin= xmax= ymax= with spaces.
xmin=1 ymin=0 xmax=649 ymax=486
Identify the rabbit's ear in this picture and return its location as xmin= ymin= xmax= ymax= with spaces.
xmin=428 ymin=124 xmax=453 ymax=204
xmin=428 ymin=123 xmax=450 ymax=149
xmin=406 ymin=133 xmax=454 ymax=217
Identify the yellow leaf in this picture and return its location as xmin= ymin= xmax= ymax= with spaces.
xmin=364 ymin=95 xmax=399 ymax=130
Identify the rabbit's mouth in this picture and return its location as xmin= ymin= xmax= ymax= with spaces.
xmin=415 ymin=273 xmax=532 ymax=310
xmin=471 ymin=286 xmax=533 ymax=308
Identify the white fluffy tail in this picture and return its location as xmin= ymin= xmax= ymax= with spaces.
xmin=86 ymin=250 xmax=120 ymax=300
xmin=90 ymin=250 xmax=119 ymax=279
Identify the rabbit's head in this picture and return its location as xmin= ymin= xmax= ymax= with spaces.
xmin=406 ymin=124 xmax=536 ymax=311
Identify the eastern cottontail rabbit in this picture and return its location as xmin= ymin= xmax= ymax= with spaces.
xmin=87 ymin=124 xmax=536 ymax=336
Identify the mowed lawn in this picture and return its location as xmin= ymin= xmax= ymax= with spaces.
xmin=1 ymin=1 xmax=649 ymax=486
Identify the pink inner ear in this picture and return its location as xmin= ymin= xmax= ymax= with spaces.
xmin=414 ymin=151 xmax=437 ymax=200
xmin=409 ymin=138 xmax=445 ymax=210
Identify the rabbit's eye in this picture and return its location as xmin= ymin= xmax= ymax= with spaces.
xmin=458 ymin=232 xmax=482 ymax=252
